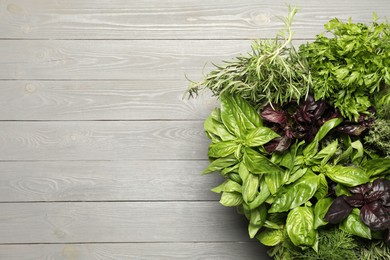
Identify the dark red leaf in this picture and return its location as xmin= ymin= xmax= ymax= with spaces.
xmin=344 ymin=193 xmax=365 ymax=207
xmin=360 ymin=201 xmax=390 ymax=231
xmin=261 ymin=105 xmax=287 ymax=125
xmin=264 ymin=136 xmax=292 ymax=153
xmin=324 ymin=196 xmax=353 ymax=224
xmin=350 ymin=183 xmax=371 ymax=196
xmin=368 ymin=178 xmax=390 ymax=206
xmin=336 ymin=125 xmax=367 ymax=136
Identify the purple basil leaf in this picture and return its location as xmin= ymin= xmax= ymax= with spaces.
xmin=361 ymin=201 xmax=390 ymax=231
xmin=336 ymin=125 xmax=367 ymax=136
xmin=350 ymin=183 xmax=371 ymax=196
xmin=264 ymin=136 xmax=292 ymax=153
xmin=368 ymin=179 xmax=390 ymax=206
xmin=344 ymin=194 xmax=365 ymax=207
xmin=261 ymin=105 xmax=287 ymax=125
xmin=312 ymin=101 xmax=328 ymax=119
xmin=324 ymin=196 xmax=353 ymax=224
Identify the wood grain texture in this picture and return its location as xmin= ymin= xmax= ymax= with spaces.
xmin=0 ymin=242 xmax=270 ymax=259
xmin=0 ymin=80 xmax=217 ymax=120
xmin=0 ymin=161 xmax=222 ymax=202
xmin=0 ymin=121 xmax=210 ymax=160
xmin=0 ymin=40 xmax=251 ymax=80
xmin=0 ymin=202 xmax=252 ymax=243
xmin=0 ymin=0 xmax=388 ymax=40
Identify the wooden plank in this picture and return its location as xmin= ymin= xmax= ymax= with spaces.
xmin=0 ymin=242 xmax=270 ymax=259
xmin=0 ymin=0 xmax=388 ymax=39
xmin=0 ymin=40 xmax=251 ymax=80
xmin=0 ymin=80 xmax=217 ymax=120
xmin=0 ymin=161 xmax=222 ymax=202
xmin=0 ymin=202 xmax=252 ymax=243
xmin=0 ymin=121 xmax=210 ymax=160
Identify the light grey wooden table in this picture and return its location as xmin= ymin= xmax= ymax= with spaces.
xmin=0 ymin=1 xmax=388 ymax=259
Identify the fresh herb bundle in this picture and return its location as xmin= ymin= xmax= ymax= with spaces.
xmin=299 ymin=16 xmax=390 ymax=121
xmin=187 ymin=7 xmax=311 ymax=109
xmin=188 ymin=7 xmax=390 ymax=260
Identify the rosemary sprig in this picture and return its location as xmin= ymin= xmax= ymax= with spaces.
xmin=186 ymin=6 xmax=312 ymax=109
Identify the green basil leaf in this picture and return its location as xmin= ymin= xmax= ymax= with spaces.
xmin=335 ymin=183 xmax=351 ymax=196
xmin=243 ymin=148 xmax=283 ymax=175
xmin=231 ymin=94 xmax=262 ymax=129
xmin=220 ymin=163 xmax=239 ymax=176
xmin=220 ymin=192 xmax=243 ymax=207
xmin=242 ymin=173 xmax=259 ymax=203
xmin=250 ymin=204 xmax=267 ymax=226
xmin=314 ymin=118 xmax=343 ymax=142
xmin=211 ymin=180 xmax=228 ymax=194
xmin=314 ymin=197 xmax=333 ymax=229
xmin=248 ymin=180 xmax=270 ymax=210
xmin=204 ymin=112 xmax=235 ymax=141
xmin=265 ymin=170 xmax=288 ymax=195
xmin=264 ymin=220 xmax=283 ymax=230
xmin=325 ymin=165 xmax=369 ymax=187
xmin=334 ymin=146 xmax=353 ymax=165
xmin=365 ymin=158 xmax=390 ymax=177
xmin=313 ymin=139 xmax=338 ymax=161
xmin=351 ymin=140 xmax=364 ymax=165
xmin=340 ymin=208 xmax=371 ymax=239
xmin=286 ymin=207 xmax=317 ymax=246
xmin=228 ymin=173 xmax=242 ymax=184
xmin=248 ymin=223 xmax=262 ymax=240
xmin=238 ymin=163 xmax=249 ymax=183
xmin=202 ymin=156 xmax=238 ymax=175
xmin=257 ymin=229 xmax=284 ymax=246
xmin=244 ymin=127 xmax=280 ymax=147
xmin=286 ymin=168 xmax=307 ymax=185
xmin=220 ymin=94 xmax=241 ymax=136
xmin=208 ymin=141 xmax=238 ymax=158
xmin=269 ymin=172 xmax=319 ymax=213
xmin=314 ymin=174 xmax=328 ymax=200
xmin=223 ymin=180 xmax=242 ymax=193
xmin=248 ymin=204 xmax=267 ymax=238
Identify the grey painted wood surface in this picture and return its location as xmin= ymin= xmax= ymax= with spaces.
xmin=0 ymin=243 xmax=265 ymax=260
xmin=0 ymin=0 xmax=388 ymax=39
xmin=0 ymin=80 xmax=217 ymax=120
xmin=0 ymin=161 xmax=221 ymax=202
xmin=0 ymin=121 xmax=209 ymax=160
xmin=0 ymin=1 xmax=388 ymax=259
xmin=0 ymin=202 xmax=251 ymax=243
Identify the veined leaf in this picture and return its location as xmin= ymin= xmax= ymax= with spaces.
xmin=243 ymin=148 xmax=283 ymax=175
xmin=340 ymin=208 xmax=371 ymax=239
xmin=242 ymin=173 xmax=259 ymax=203
xmin=204 ymin=112 xmax=235 ymax=141
xmin=248 ymin=204 xmax=267 ymax=238
xmin=269 ymin=172 xmax=319 ymax=213
xmin=202 ymin=156 xmax=238 ymax=175
xmin=244 ymin=127 xmax=280 ymax=147
xmin=314 ymin=197 xmax=333 ymax=229
xmin=325 ymin=165 xmax=369 ymax=187
xmin=265 ymin=170 xmax=288 ymax=195
xmin=248 ymin=180 xmax=270 ymax=210
xmin=315 ymin=174 xmax=328 ymax=200
xmin=220 ymin=94 xmax=241 ymax=136
xmin=208 ymin=141 xmax=238 ymax=158
xmin=364 ymin=158 xmax=390 ymax=177
xmin=231 ymin=95 xmax=262 ymax=129
xmin=220 ymin=192 xmax=243 ymax=207
xmin=257 ymin=229 xmax=284 ymax=246
xmin=286 ymin=207 xmax=317 ymax=246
